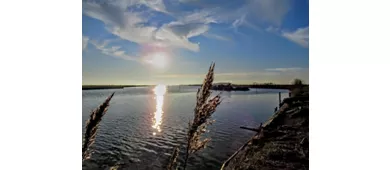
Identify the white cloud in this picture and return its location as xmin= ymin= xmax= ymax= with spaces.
xmin=232 ymin=14 xmax=246 ymax=30
xmin=82 ymin=1 xmax=211 ymax=52
xmin=82 ymin=36 xmax=89 ymax=50
xmin=203 ymin=33 xmax=230 ymax=41
xmin=265 ymin=26 xmax=280 ymax=33
xmin=154 ymin=21 xmax=209 ymax=51
xmin=141 ymin=0 xmax=168 ymax=13
xmin=82 ymin=0 xmax=303 ymax=59
xmin=179 ymin=0 xmax=289 ymax=33
xmin=247 ymin=0 xmax=291 ymax=26
xmin=102 ymin=0 xmax=168 ymax=14
xmin=89 ymin=39 xmax=138 ymax=61
xmin=179 ymin=9 xmax=219 ymax=24
xmin=282 ymin=27 xmax=309 ymax=47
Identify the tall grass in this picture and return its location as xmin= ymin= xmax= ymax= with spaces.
xmin=82 ymin=92 xmax=115 ymax=161
xmin=182 ymin=63 xmax=222 ymax=169
xmin=166 ymin=146 xmax=180 ymax=170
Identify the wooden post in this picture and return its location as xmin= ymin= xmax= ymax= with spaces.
xmin=239 ymin=126 xmax=260 ymax=132
xmin=278 ymin=92 xmax=281 ymax=106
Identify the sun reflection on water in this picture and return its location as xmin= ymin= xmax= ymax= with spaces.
xmin=152 ymin=84 xmax=166 ymax=135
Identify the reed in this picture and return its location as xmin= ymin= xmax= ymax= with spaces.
xmin=82 ymin=92 xmax=115 ymax=161
xmin=183 ymin=63 xmax=222 ymax=169
xmin=166 ymin=146 xmax=180 ymax=170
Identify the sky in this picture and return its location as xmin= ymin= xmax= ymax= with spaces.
xmin=82 ymin=0 xmax=309 ymax=85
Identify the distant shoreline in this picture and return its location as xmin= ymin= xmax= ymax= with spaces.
xmin=82 ymin=85 xmax=150 ymax=90
xmin=82 ymin=84 xmax=308 ymax=90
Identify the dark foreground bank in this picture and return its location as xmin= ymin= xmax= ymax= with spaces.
xmin=221 ymin=86 xmax=309 ymax=170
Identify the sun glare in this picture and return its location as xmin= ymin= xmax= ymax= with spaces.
xmin=148 ymin=53 xmax=168 ymax=69
xmin=152 ymin=84 xmax=167 ymax=135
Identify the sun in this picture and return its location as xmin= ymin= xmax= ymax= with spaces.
xmin=147 ymin=52 xmax=168 ymax=69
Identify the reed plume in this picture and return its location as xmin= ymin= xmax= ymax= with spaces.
xmin=166 ymin=146 xmax=180 ymax=170
xmin=82 ymin=92 xmax=115 ymax=161
xmin=183 ymin=63 xmax=222 ymax=169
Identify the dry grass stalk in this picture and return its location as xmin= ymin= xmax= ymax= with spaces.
xmin=82 ymin=92 xmax=115 ymax=161
xmin=183 ymin=63 xmax=222 ymax=169
xmin=166 ymin=146 xmax=180 ymax=170
xmin=109 ymin=165 xmax=120 ymax=170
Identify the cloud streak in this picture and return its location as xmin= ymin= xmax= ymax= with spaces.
xmin=83 ymin=0 xmax=307 ymax=61
xmin=248 ymin=0 xmax=290 ymax=26
xmin=203 ymin=32 xmax=231 ymax=41
xmin=282 ymin=27 xmax=309 ymax=48
xmin=88 ymin=39 xmax=139 ymax=61
xmin=83 ymin=36 xmax=89 ymax=50
xmin=265 ymin=67 xmax=304 ymax=72
xmin=82 ymin=0 xmax=212 ymax=52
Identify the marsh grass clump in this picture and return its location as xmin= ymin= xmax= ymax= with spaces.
xmin=82 ymin=92 xmax=115 ymax=161
xmin=183 ymin=63 xmax=222 ymax=169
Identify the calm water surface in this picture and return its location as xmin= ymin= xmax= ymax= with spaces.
xmin=82 ymin=85 xmax=289 ymax=170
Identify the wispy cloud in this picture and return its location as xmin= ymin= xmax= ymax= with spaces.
xmin=83 ymin=0 xmax=304 ymax=61
xmin=177 ymin=0 xmax=291 ymax=27
xmin=83 ymin=36 xmax=89 ymax=51
xmin=82 ymin=0 xmax=210 ymax=52
xmin=231 ymin=14 xmax=246 ymax=31
xmin=228 ymin=0 xmax=290 ymax=32
xmin=265 ymin=67 xmax=305 ymax=72
xmin=247 ymin=0 xmax=291 ymax=26
xmin=265 ymin=26 xmax=280 ymax=33
xmin=203 ymin=32 xmax=231 ymax=41
xmin=282 ymin=27 xmax=309 ymax=48
xmin=89 ymin=39 xmax=139 ymax=61
xmin=83 ymin=0 xmax=294 ymax=51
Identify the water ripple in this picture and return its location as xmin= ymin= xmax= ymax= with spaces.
xmin=82 ymin=87 xmax=288 ymax=169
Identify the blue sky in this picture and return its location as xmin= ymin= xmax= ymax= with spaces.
xmin=82 ymin=0 xmax=309 ymax=85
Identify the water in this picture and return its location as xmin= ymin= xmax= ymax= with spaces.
xmin=82 ymin=85 xmax=289 ymax=170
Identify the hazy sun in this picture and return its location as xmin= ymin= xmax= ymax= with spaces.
xmin=147 ymin=53 xmax=168 ymax=68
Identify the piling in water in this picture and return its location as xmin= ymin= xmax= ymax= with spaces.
xmin=278 ymin=92 xmax=281 ymax=107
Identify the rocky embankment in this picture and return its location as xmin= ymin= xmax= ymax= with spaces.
xmin=222 ymin=87 xmax=309 ymax=170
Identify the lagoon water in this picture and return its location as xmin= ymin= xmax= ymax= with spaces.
xmin=82 ymin=85 xmax=289 ymax=170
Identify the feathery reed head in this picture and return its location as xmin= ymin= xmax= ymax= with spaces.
xmin=188 ymin=62 xmax=221 ymax=153
xmin=166 ymin=146 xmax=180 ymax=170
xmin=82 ymin=92 xmax=115 ymax=161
